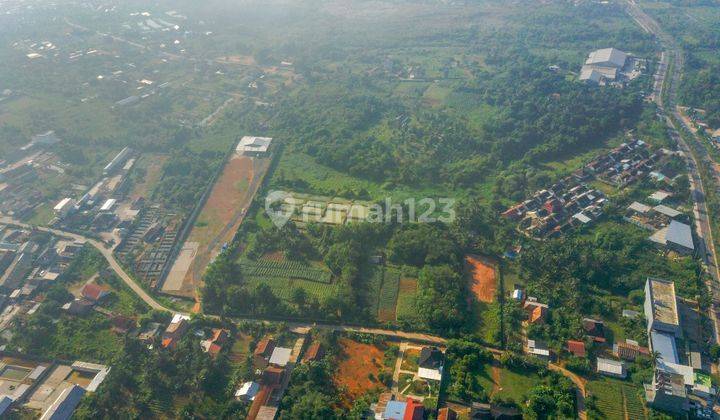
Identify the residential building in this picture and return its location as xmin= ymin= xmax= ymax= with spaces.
xmin=649 ymin=220 xmax=695 ymax=255
xmin=253 ymin=337 xmax=275 ymax=368
xmin=417 ymin=346 xmax=444 ymax=381
xmin=162 ymin=313 xmax=190 ymax=349
xmin=81 ymin=283 xmax=110 ymax=303
xmin=566 ymin=340 xmax=586 ymax=357
xmin=302 ymin=342 xmax=324 ymax=363
xmin=596 ymin=358 xmax=626 ymax=378
xmin=582 ymin=318 xmax=606 ymax=342
xmin=235 ymin=381 xmax=260 ymax=401
xmin=614 ymin=340 xmax=650 ymax=361
xmin=269 ymin=346 xmax=292 ymax=367
xmin=645 ymin=369 xmax=689 ymax=414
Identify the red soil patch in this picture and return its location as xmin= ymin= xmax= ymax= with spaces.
xmin=465 ymin=255 xmax=497 ymax=303
xmin=334 ymin=338 xmax=389 ymax=406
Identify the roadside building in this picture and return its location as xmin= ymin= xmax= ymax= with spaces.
xmin=596 ymin=358 xmax=626 ymax=378
xmin=162 ymin=313 xmax=190 ymax=349
xmin=53 ymin=198 xmax=76 ymax=218
xmin=649 ymin=220 xmax=695 ymax=255
xmin=417 ymin=346 xmax=444 ymax=381
xmin=526 ymin=339 xmax=551 ymax=360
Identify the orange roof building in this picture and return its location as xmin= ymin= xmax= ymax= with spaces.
xmin=566 ymin=340 xmax=586 ymax=357
xmin=403 ymin=398 xmax=424 ymax=420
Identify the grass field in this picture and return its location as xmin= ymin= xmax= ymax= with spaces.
xmin=395 ymin=278 xmax=418 ymax=321
xmin=244 ymin=276 xmax=339 ymax=301
xmin=476 ymin=362 xmax=542 ymax=404
xmin=587 ymin=378 xmax=646 ymax=420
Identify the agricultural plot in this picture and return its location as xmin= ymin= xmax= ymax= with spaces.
xmin=377 ymin=267 xmax=401 ymax=322
xmin=395 ymin=278 xmax=419 ymax=321
xmin=475 ymin=362 xmax=542 ymax=404
xmin=587 ymin=378 xmax=646 ymax=420
xmin=238 ymin=258 xmax=332 ymax=283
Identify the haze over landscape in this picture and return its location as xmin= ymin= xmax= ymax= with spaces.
xmin=1 ymin=0 xmax=720 ymax=418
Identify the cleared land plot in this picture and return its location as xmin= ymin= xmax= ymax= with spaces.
xmin=333 ymin=338 xmax=390 ymax=406
xmin=586 ymin=378 xmax=646 ymax=420
xmin=164 ymin=154 xmax=270 ymax=297
xmin=465 ymin=255 xmax=497 ymax=303
xmin=395 ymin=278 xmax=418 ymax=321
xmin=129 ymin=154 xmax=167 ymax=200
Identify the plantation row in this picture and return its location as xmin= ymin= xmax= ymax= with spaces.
xmin=238 ymin=258 xmax=332 ymax=283
xmin=243 ymin=276 xmax=339 ymax=301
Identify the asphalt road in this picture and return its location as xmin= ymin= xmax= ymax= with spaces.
xmin=625 ymin=0 xmax=720 ymax=343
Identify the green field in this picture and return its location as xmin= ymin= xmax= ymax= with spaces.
xmin=586 ymin=378 xmax=646 ymax=420
xmin=476 ymin=362 xmax=542 ymax=404
xmin=244 ymin=276 xmax=339 ymax=301
xmin=238 ymin=258 xmax=332 ymax=283
xmin=378 ymin=267 xmax=401 ymax=320
xmin=395 ymin=278 xmax=419 ymax=321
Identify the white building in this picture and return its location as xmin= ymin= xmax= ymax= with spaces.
xmin=644 ymin=278 xmax=681 ymax=336
xmin=597 ymin=358 xmax=626 ymax=378
xmin=235 ymin=381 xmax=260 ymax=401
xmin=236 ymin=136 xmax=273 ymax=156
xmin=53 ymin=198 xmax=76 ymax=218
xmin=585 ymin=48 xmax=627 ymax=69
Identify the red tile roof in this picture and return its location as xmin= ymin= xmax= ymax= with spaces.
xmin=303 ymin=342 xmax=324 ymax=362
xmin=254 ymin=337 xmax=274 ymax=357
xmin=81 ymin=283 xmax=109 ymax=302
xmin=567 ymin=340 xmax=586 ymax=357
xmin=403 ymin=398 xmax=424 ymax=420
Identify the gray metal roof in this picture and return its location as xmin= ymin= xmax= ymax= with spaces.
xmin=651 ymin=330 xmax=679 ymax=364
xmin=585 ymin=48 xmax=627 ymax=68
xmin=665 ymin=220 xmax=694 ymax=251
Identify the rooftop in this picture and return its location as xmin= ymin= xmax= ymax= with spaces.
xmin=647 ymin=278 xmax=680 ymax=327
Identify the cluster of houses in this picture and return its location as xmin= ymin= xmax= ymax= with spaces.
xmin=0 ymin=356 xmax=109 ymax=420
xmin=0 ymin=226 xmax=90 ymax=335
xmin=587 ymin=140 xmax=662 ymax=188
xmin=237 ymin=334 xmax=315 ymax=420
xmin=579 ymin=47 xmax=644 ymax=86
xmin=624 ymin=194 xmax=695 ymax=256
xmin=503 ymin=139 xmax=667 ymax=239
xmin=52 ymin=147 xmax=140 ymax=242
xmin=0 ymin=151 xmax=61 ymax=219
xmin=502 ymin=182 xmax=607 ymax=239
xmin=375 ymin=345 xmax=445 ymax=420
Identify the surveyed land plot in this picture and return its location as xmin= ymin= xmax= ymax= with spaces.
xmin=162 ymin=154 xmax=271 ymax=298
xmin=465 ymin=254 xmax=497 ymax=303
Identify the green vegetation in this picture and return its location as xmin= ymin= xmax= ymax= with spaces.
xmin=586 ymin=378 xmax=646 ymax=420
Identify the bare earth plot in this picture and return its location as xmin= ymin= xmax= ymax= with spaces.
xmin=162 ymin=154 xmax=271 ymax=298
xmin=465 ymin=254 xmax=497 ymax=303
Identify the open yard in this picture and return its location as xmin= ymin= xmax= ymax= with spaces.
xmin=333 ymin=338 xmax=391 ymax=406
xmin=465 ymin=254 xmax=497 ymax=303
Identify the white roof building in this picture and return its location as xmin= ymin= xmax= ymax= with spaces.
xmin=585 ymin=48 xmax=627 ymax=69
xmin=236 ymin=136 xmax=273 ymax=154
xmin=597 ymin=358 xmax=626 ymax=378
xmin=579 ymin=66 xmax=604 ymax=84
xmin=100 ymin=199 xmax=117 ymax=212
xmin=235 ymin=381 xmax=260 ymax=400
xmin=418 ymin=367 xmax=443 ymax=381
xmin=40 ymin=385 xmax=86 ymax=420
xmin=269 ymin=346 xmax=292 ymax=367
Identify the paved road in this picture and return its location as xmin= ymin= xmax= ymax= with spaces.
xmin=0 ymin=217 xmax=169 ymax=311
xmin=0 ymin=216 xmax=452 ymax=343
xmin=625 ymin=0 xmax=720 ymax=344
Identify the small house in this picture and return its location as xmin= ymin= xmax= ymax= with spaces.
xmin=81 ymin=283 xmax=110 ymax=303
xmin=235 ymin=381 xmax=260 ymax=401
xmin=417 ymin=346 xmax=444 ymax=381
xmin=566 ymin=340 xmax=586 ymax=357
xmin=596 ymin=358 xmax=626 ymax=378
xmin=269 ymin=346 xmax=292 ymax=367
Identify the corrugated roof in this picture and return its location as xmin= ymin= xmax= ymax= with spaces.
xmin=597 ymin=358 xmax=625 ymax=376
xmin=665 ymin=220 xmax=694 ymax=250
xmin=651 ymin=330 xmax=679 ymax=364
xmin=585 ymin=48 xmax=627 ymax=68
